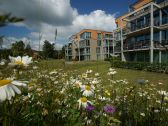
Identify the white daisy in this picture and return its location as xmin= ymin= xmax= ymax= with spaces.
xmin=91 ymin=78 xmax=99 ymax=84
xmin=158 ymin=90 xmax=168 ymax=96
xmin=95 ymin=73 xmax=100 ymax=77
xmin=107 ymin=71 xmax=117 ymax=75
xmin=107 ymin=68 xmax=117 ymax=75
xmin=73 ymin=80 xmax=82 ymax=88
xmin=0 ymin=61 xmax=5 ymax=65
xmin=9 ymin=55 xmax=32 ymax=66
xmin=78 ymin=97 xmax=91 ymax=108
xmin=0 ymin=79 xmax=27 ymax=102
xmin=81 ymin=85 xmax=94 ymax=97
xmin=86 ymin=70 xmax=93 ymax=74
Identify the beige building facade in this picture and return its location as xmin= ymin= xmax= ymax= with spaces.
xmin=65 ymin=29 xmax=114 ymax=61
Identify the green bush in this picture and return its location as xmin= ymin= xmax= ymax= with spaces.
xmin=111 ymin=60 xmax=168 ymax=74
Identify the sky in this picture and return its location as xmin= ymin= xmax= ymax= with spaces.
xmin=0 ymin=0 xmax=136 ymax=50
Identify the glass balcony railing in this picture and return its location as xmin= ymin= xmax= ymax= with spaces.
xmin=68 ymin=52 xmax=72 ymax=55
xmin=162 ymin=16 xmax=168 ymax=24
xmin=123 ymin=40 xmax=164 ymax=50
xmin=125 ymin=22 xmax=150 ymax=34
xmin=125 ymin=18 xmax=161 ymax=34
xmin=161 ymin=40 xmax=168 ymax=46
xmin=123 ymin=40 xmax=150 ymax=50
xmin=114 ymin=47 xmax=121 ymax=52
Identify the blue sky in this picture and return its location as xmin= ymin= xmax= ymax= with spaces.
xmin=0 ymin=0 xmax=137 ymax=49
xmin=71 ymin=0 xmax=136 ymax=15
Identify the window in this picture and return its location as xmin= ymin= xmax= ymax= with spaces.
xmin=104 ymin=34 xmax=113 ymax=38
xmin=97 ymin=33 xmax=102 ymax=39
xmin=162 ymin=30 xmax=168 ymax=41
xmin=86 ymin=40 xmax=90 ymax=46
xmin=97 ymin=54 xmax=101 ymax=60
xmin=86 ymin=48 xmax=90 ymax=54
xmin=154 ymin=32 xmax=159 ymax=42
xmin=154 ymin=11 xmax=160 ymax=26
xmin=85 ymin=32 xmax=91 ymax=38
xmin=80 ymin=32 xmax=91 ymax=39
xmin=85 ymin=55 xmax=90 ymax=60
xmin=130 ymin=20 xmax=136 ymax=31
xmin=80 ymin=33 xmax=85 ymax=39
xmin=97 ymin=40 xmax=101 ymax=46
xmin=96 ymin=47 xmax=100 ymax=53
xmin=137 ymin=17 xmax=144 ymax=29
xmin=162 ymin=7 xmax=168 ymax=24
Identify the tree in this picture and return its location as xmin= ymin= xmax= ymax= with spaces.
xmin=0 ymin=36 xmax=4 ymax=49
xmin=11 ymin=41 xmax=25 ymax=56
xmin=0 ymin=49 xmax=12 ymax=59
xmin=42 ymin=40 xmax=55 ymax=59
xmin=0 ymin=13 xmax=24 ymax=27
xmin=0 ymin=13 xmax=24 ymax=51
xmin=60 ymin=46 xmax=65 ymax=59
xmin=25 ymin=44 xmax=32 ymax=56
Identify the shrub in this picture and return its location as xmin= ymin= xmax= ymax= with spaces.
xmin=111 ymin=60 xmax=168 ymax=74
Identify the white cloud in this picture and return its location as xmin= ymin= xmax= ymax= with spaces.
xmin=29 ymin=10 xmax=116 ymax=48
xmin=0 ymin=0 xmax=77 ymax=26
xmin=0 ymin=0 xmax=116 ymax=50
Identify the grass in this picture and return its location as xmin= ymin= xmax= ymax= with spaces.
xmin=1 ymin=59 xmax=168 ymax=126
xmin=38 ymin=60 xmax=168 ymax=88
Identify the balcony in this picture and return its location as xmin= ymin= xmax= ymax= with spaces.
xmin=161 ymin=40 xmax=168 ymax=47
xmin=76 ymin=52 xmax=90 ymax=56
xmin=114 ymin=47 xmax=121 ymax=53
xmin=123 ymin=40 xmax=166 ymax=51
xmin=103 ymin=37 xmax=113 ymax=40
xmin=128 ymin=7 xmax=151 ymax=21
xmin=67 ymin=52 xmax=72 ymax=56
xmin=159 ymin=0 xmax=168 ymax=8
xmin=123 ymin=40 xmax=150 ymax=51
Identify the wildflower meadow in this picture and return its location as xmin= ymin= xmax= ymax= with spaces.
xmin=0 ymin=57 xmax=168 ymax=126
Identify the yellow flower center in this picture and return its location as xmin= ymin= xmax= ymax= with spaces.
xmin=0 ymin=80 xmax=12 ymax=87
xmin=81 ymin=97 xmax=87 ymax=103
xmin=15 ymin=61 xmax=24 ymax=65
xmin=85 ymin=85 xmax=91 ymax=91
xmin=105 ymin=90 xmax=111 ymax=96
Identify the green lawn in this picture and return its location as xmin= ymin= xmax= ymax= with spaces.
xmin=38 ymin=60 xmax=168 ymax=88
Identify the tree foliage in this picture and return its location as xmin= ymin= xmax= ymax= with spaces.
xmin=11 ymin=41 xmax=25 ymax=56
xmin=0 ymin=13 xmax=24 ymax=27
xmin=42 ymin=40 xmax=55 ymax=58
xmin=25 ymin=44 xmax=32 ymax=55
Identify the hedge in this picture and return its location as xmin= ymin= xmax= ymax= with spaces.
xmin=110 ymin=60 xmax=168 ymax=74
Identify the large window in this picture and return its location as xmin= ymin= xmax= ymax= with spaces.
xmin=80 ymin=32 xmax=91 ymax=39
xmin=97 ymin=33 xmax=102 ymax=39
xmin=154 ymin=32 xmax=159 ymax=42
xmin=85 ymin=32 xmax=91 ymax=38
xmin=96 ymin=47 xmax=100 ymax=53
xmin=162 ymin=7 xmax=168 ymax=25
xmin=154 ymin=11 xmax=160 ymax=26
xmin=104 ymin=34 xmax=113 ymax=38
xmin=97 ymin=40 xmax=101 ymax=46
xmin=85 ymin=48 xmax=90 ymax=54
xmin=137 ymin=17 xmax=144 ymax=29
xmin=162 ymin=30 xmax=168 ymax=41
xmin=86 ymin=40 xmax=90 ymax=46
xmin=130 ymin=20 xmax=136 ymax=31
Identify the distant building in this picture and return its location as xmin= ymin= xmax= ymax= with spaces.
xmin=65 ymin=29 xmax=114 ymax=61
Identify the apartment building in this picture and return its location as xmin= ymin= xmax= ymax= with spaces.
xmin=65 ymin=29 xmax=114 ymax=61
xmin=115 ymin=0 xmax=168 ymax=63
